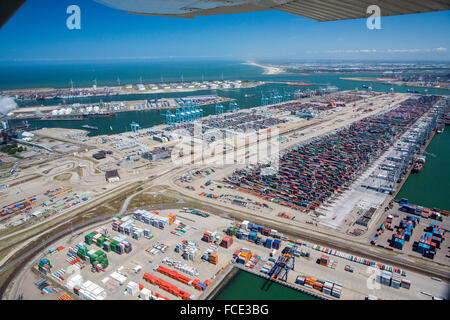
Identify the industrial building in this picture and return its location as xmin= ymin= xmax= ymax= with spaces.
xmin=105 ymin=170 xmax=120 ymax=183
xmin=141 ymin=147 xmax=170 ymax=161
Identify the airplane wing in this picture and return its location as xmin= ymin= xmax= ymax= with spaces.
xmin=94 ymin=0 xmax=450 ymax=21
xmin=0 ymin=0 xmax=26 ymax=28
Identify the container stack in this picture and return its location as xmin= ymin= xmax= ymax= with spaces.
xmin=313 ymin=279 xmax=324 ymax=291
xmin=331 ymin=283 xmax=342 ymax=298
xmin=143 ymin=228 xmax=152 ymax=239
xmin=295 ymin=275 xmax=306 ymax=285
xmin=183 ymin=208 xmax=210 ymax=218
xmin=220 ymin=236 xmax=233 ymax=248
xmin=78 ymin=280 xmax=107 ymax=300
xmin=202 ymin=244 xmax=219 ymax=264
xmin=86 ymin=249 xmax=109 ymax=271
xmin=38 ymin=258 xmax=52 ymax=275
xmin=311 ymin=244 xmax=406 ymax=276
xmin=380 ymin=271 xmax=392 ymax=286
xmin=264 ymin=238 xmax=273 ymax=248
xmin=143 ymin=272 xmax=191 ymax=300
xmin=126 ymin=281 xmax=140 ymax=296
xmin=202 ymin=231 xmax=217 ymax=243
xmin=175 ymin=240 xmax=200 ymax=261
xmin=209 ymin=253 xmax=218 ymax=265
xmin=172 ymin=222 xmax=190 ymax=236
xmin=319 ymin=255 xmax=329 ymax=267
xmin=415 ymin=222 xmax=445 ymax=259
xmin=293 ymin=248 xmax=310 ymax=258
xmin=167 ymin=213 xmax=176 ymax=225
xmin=161 ymin=257 xmax=199 ymax=276
xmin=235 ymin=248 xmax=253 ymax=265
xmin=390 ymin=273 xmax=402 ymax=289
xmin=133 ymin=209 xmax=170 ymax=229
xmin=272 ymin=240 xmax=281 ymax=250
xmin=245 ymin=254 xmax=260 ymax=269
xmin=392 ymin=229 xmax=405 ymax=250
xmin=295 ymin=272 xmax=342 ymax=298
xmin=322 ymin=281 xmax=334 ymax=296
xmin=401 ymin=279 xmax=411 ymax=289
xmin=247 ymin=232 xmax=257 ymax=242
xmin=112 ymin=216 xmax=123 ymax=232
xmin=225 ymin=96 xmax=435 ymax=212
xmin=260 ymin=259 xmax=276 ymax=274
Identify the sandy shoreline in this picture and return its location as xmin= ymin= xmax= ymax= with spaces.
xmin=244 ymin=61 xmax=286 ymax=75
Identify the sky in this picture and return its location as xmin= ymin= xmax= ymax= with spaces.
xmin=0 ymin=0 xmax=449 ymax=62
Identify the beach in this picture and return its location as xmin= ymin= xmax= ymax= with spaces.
xmin=244 ymin=61 xmax=285 ymax=75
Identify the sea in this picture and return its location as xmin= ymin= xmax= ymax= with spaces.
xmin=214 ymin=269 xmax=320 ymax=300
xmin=5 ymin=59 xmax=450 ymax=136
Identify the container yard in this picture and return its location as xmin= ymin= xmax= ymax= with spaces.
xmin=16 ymin=206 xmax=449 ymax=301
xmin=223 ymin=95 xmax=441 ymax=226
xmin=3 ymin=91 xmax=449 ymax=302
xmin=368 ymin=199 xmax=450 ymax=265
xmin=0 ymin=185 xmax=95 ymax=230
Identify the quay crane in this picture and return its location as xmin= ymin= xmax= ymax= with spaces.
xmin=228 ymin=100 xmax=238 ymax=112
xmin=163 ymin=99 xmax=204 ymax=124
xmin=268 ymin=247 xmax=295 ymax=282
xmin=261 ymin=92 xmax=269 ymax=106
xmin=215 ymin=103 xmax=224 ymax=115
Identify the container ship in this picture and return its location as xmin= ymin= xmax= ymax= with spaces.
xmin=444 ymin=113 xmax=450 ymax=125
xmin=83 ymin=112 xmax=115 ymax=118
xmin=412 ymin=156 xmax=426 ymax=173
xmin=40 ymin=112 xmax=114 ymax=121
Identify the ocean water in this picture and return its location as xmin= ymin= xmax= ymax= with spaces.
xmin=6 ymin=59 xmax=449 ymax=135
xmin=0 ymin=59 xmax=261 ymax=90
xmin=396 ymin=128 xmax=450 ymax=210
xmin=214 ymin=269 xmax=319 ymax=300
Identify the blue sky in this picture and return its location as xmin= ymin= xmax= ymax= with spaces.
xmin=0 ymin=0 xmax=449 ymax=61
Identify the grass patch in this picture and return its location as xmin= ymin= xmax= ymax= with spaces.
xmin=8 ymin=175 xmax=42 ymax=187
xmin=53 ymin=173 xmax=72 ymax=181
xmin=0 ymin=162 xmax=13 ymax=170
xmin=85 ymin=205 xmax=115 ymax=217
xmin=0 ymin=260 xmax=20 ymax=297
xmin=127 ymin=193 xmax=177 ymax=210
xmin=79 ymin=157 xmax=98 ymax=165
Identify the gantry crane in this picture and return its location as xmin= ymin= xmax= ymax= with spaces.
xmin=268 ymin=247 xmax=295 ymax=282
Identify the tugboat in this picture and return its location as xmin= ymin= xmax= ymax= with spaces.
xmin=82 ymin=125 xmax=98 ymax=130
xmin=444 ymin=113 xmax=450 ymax=126
xmin=412 ymin=156 xmax=426 ymax=173
xmin=437 ymin=123 xmax=444 ymax=134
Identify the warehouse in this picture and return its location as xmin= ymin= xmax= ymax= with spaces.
xmin=142 ymin=147 xmax=170 ymax=161
xmin=105 ymin=170 xmax=120 ymax=183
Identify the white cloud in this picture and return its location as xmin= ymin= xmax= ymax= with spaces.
xmin=316 ymin=47 xmax=447 ymax=54
xmin=325 ymin=49 xmax=377 ymax=54
xmin=387 ymin=48 xmax=447 ymax=53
